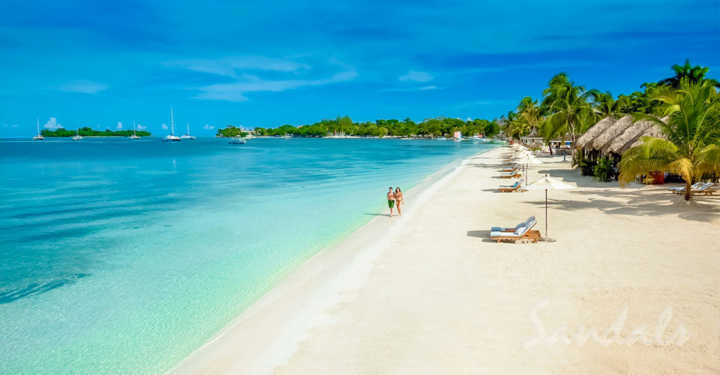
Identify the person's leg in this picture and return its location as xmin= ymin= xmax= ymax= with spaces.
xmin=397 ymin=202 xmax=402 ymax=216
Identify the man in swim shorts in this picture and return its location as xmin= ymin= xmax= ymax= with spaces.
xmin=387 ymin=186 xmax=395 ymax=217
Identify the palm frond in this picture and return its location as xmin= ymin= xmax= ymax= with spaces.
xmin=618 ymin=137 xmax=679 ymax=185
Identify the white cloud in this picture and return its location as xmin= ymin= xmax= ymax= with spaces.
xmin=43 ymin=117 xmax=63 ymax=129
xmin=116 ymin=121 xmax=123 ymax=129
xmin=136 ymin=124 xmax=147 ymax=130
xmin=161 ymin=123 xmax=168 ymax=130
xmin=399 ymin=70 xmax=433 ymax=82
xmin=170 ymin=56 xmax=310 ymax=78
xmin=380 ymin=85 xmax=442 ymax=93
xmin=203 ymin=124 xmax=215 ymax=130
xmin=60 ymin=80 xmax=108 ymax=94
xmin=195 ymin=70 xmax=358 ymax=102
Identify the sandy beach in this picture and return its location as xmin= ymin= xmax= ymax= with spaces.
xmin=171 ymin=146 xmax=720 ymax=374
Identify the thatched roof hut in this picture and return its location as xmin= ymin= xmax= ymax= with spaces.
xmin=575 ymin=116 xmax=615 ymax=149
xmin=604 ymin=119 xmax=654 ymax=155
xmin=628 ymin=122 xmax=666 ymax=149
xmin=589 ymin=115 xmax=633 ymax=151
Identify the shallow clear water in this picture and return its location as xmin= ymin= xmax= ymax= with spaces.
xmin=0 ymin=137 xmax=495 ymax=374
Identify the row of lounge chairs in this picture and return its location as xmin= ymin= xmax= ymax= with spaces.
xmin=489 ymin=216 xmax=541 ymax=243
xmin=669 ymin=182 xmax=718 ymax=196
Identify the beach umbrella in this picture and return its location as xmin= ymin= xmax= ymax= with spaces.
xmin=522 ymin=155 xmax=543 ymax=186
xmin=526 ymin=174 xmax=574 ymax=242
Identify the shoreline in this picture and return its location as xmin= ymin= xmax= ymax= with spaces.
xmin=170 ymin=145 xmax=719 ymax=374
xmin=168 ymin=147 xmax=496 ymax=374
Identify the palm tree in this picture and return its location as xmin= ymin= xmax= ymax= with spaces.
xmin=590 ymin=90 xmax=621 ymax=118
xmin=501 ymin=111 xmax=527 ymax=140
xmin=541 ymin=73 xmax=593 ymax=147
xmin=517 ymin=97 xmax=543 ymax=133
xmin=619 ymin=79 xmax=720 ymax=200
xmin=658 ymin=59 xmax=719 ymax=88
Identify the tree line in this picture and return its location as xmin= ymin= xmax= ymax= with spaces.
xmin=42 ymin=127 xmax=151 ymax=137
xmin=223 ymin=117 xmax=500 ymax=138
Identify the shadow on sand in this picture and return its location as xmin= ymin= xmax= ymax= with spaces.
xmin=363 ymin=212 xmax=391 ymax=217
xmin=466 ymin=230 xmax=497 ymax=242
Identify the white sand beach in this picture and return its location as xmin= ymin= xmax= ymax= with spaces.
xmin=171 ymin=146 xmax=720 ymax=374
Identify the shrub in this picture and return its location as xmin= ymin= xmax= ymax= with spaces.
xmin=573 ymin=152 xmax=595 ymax=176
xmin=593 ymin=157 xmax=616 ymax=182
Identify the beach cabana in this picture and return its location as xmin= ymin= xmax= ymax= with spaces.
xmin=627 ymin=122 xmax=666 ymax=149
xmin=589 ymin=115 xmax=633 ymax=153
xmin=604 ymin=119 xmax=654 ymax=156
xmin=575 ymin=116 xmax=615 ymax=151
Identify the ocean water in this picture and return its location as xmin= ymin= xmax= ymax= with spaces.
xmin=0 ymin=137 xmax=495 ymax=374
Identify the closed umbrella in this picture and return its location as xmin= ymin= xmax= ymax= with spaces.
xmin=522 ymin=155 xmax=543 ymax=186
xmin=526 ymin=174 xmax=574 ymax=242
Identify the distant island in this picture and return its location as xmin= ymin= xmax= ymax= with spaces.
xmin=218 ymin=116 xmax=500 ymax=138
xmin=216 ymin=126 xmax=248 ymax=138
xmin=42 ymin=127 xmax=151 ymax=137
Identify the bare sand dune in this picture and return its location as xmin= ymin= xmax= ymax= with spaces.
xmin=172 ymin=147 xmax=720 ymax=375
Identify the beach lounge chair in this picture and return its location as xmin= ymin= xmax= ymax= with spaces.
xmin=692 ymin=182 xmax=718 ymax=195
xmin=501 ymin=166 xmax=519 ymax=172
xmin=491 ymin=216 xmax=535 ymax=232
xmin=498 ymin=171 xmax=521 ymax=179
xmin=489 ymin=217 xmax=541 ymax=243
xmin=669 ymin=182 xmax=704 ymax=194
xmin=498 ymin=181 xmax=522 ymax=192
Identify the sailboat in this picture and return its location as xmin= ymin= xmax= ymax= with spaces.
xmin=180 ymin=123 xmax=196 ymax=140
xmin=164 ymin=108 xmax=181 ymax=142
xmin=72 ymin=128 xmax=83 ymax=141
xmin=32 ymin=119 xmax=44 ymax=140
xmin=129 ymin=121 xmax=140 ymax=139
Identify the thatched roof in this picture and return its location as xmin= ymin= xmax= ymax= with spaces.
xmin=575 ymin=116 xmax=615 ymax=149
xmin=604 ymin=119 xmax=654 ymax=155
xmin=589 ymin=115 xmax=633 ymax=151
xmin=628 ymin=121 xmax=666 ymax=149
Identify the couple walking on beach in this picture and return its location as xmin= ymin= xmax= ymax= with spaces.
xmin=387 ymin=186 xmax=404 ymax=217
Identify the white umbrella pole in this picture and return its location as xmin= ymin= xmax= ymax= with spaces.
xmin=545 ymin=189 xmax=548 ymax=239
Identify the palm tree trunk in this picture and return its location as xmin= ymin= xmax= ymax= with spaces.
xmin=684 ymin=180 xmax=692 ymax=201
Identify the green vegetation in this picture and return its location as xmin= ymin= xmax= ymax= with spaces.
xmin=41 ymin=127 xmax=151 ymax=137
xmin=216 ymin=126 xmax=248 ymax=138
xmin=593 ymin=157 xmax=616 ymax=182
xmin=619 ymin=79 xmax=720 ymax=200
xmin=250 ymin=116 xmax=499 ymax=138
xmin=501 ymin=60 xmax=720 ymax=200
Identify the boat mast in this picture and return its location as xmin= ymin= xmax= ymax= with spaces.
xmin=133 ymin=120 xmax=137 ymax=136
xmin=36 ymin=119 xmax=40 ymax=136
xmin=170 ymin=107 xmax=175 ymax=136
xmin=186 ymin=123 xmax=190 ymax=136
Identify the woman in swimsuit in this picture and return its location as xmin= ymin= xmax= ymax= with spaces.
xmin=394 ymin=187 xmax=403 ymax=216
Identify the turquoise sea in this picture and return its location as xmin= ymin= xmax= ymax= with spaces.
xmin=0 ymin=137 xmax=496 ymax=374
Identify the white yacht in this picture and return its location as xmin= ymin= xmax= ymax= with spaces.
xmin=180 ymin=123 xmax=196 ymax=140
xmin=228 ymin=136 xmax=246 ymax=144
xmin=164 ymin=108 xmax=181 ymax=142
xmin=32 ymin=119 xmax=44 ymax=140
xmin=129 ymin=121 xmax=141 ymax=139
xmin=72 ymin=128 xmax=83 ymax=141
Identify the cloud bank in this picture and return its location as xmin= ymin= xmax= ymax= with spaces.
xmin=195 ymin=70 xmax=358 ymax=102
xmin=43 ymin=117 xmax=63 ymax=129
xmin=399 ymin=70 xmax=434 ymax=82
xmin=60 ymin=81 xmax=108 ymax=94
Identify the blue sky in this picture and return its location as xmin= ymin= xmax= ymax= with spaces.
xmin=1 ymin=0 xmax=719 ymax=137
